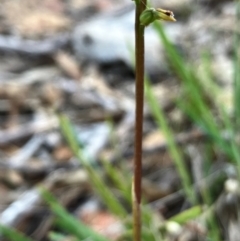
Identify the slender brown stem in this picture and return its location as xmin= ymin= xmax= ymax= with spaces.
xmin=133 ymin=1 xmax=146 ymax=241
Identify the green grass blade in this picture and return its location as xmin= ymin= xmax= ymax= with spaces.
xmin=145 ymin=78 xmax=195 ymax=203
xmin=0 ymin=225 xmax=34 ymax=241
xmin=40 ymin=188 xmax=110 ymax=241
xmin=48 ymin=232 xmax=77 ymax=241
xmin=168 ymin=205 xmax=202 ymax=224
xmin=102 ymin=159 xmax=132 ymax=205
xmin=59 ymin=114 xmax=127 ymax=218
xmin=153 ymin=21 xmax=234 ymax=160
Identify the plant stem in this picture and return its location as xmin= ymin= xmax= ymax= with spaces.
xmin=133 ymin=1 xmax=146 ymax=241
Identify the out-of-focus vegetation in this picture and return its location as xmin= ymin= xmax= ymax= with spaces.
xmin=1 ymin=1 xmax=240 ymax=241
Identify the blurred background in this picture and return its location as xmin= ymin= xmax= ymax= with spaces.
xmin=0 ymin=0 xmax=239 ymax=240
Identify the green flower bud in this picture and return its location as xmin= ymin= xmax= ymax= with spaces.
xmin=140 ymin=8 xmax=156 ymax=26
xmin=140 ymin=8 xmax=176 ymax=26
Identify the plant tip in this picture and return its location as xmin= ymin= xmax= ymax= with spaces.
xmin=140 ymin=7 xmax=176 ymax=26
xmin=156 ymin=8 xmax=176 ymax=22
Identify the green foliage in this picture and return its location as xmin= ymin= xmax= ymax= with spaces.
xmin=145 ymin=78 xmax=195 ymax=203
xmin=149 ymin=15 xmax=240 ymax=241
xmin=59 ymin=114 xmax=127 ymax=218
xmin=0 ymin=225 xmax=34 ymax=241
xmin=48 ymin=232 xmax=77 ymax=241
xmin=40 ymin=188 xmax=110 ymax=241
xmin=169 ymin=205 xmax=202 ymax=224
xmin=102 ymin=159 xmax=132 ymax=205
xmin=153 ymin=21 xmax=240 ymax=165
